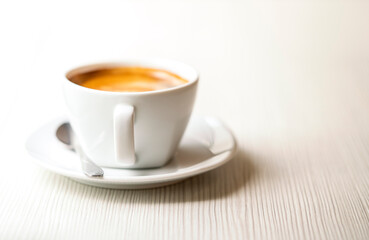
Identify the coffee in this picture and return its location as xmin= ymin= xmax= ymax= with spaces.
xmin=68 ymin=67 xmax=188 ymax=92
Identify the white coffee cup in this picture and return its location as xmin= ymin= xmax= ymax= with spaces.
xmin=63 ymin=58 xmax=198 ymax=169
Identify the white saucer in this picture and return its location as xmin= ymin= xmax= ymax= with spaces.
xmin=26 ymin=116 xmax=237 ymax=189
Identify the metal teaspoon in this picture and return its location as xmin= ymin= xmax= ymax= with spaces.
xmin=56 ymin=123 xmax=104 ymax=177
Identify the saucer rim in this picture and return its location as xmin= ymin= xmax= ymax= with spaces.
xmin=28 ymin=149 xmax=236 ymax=185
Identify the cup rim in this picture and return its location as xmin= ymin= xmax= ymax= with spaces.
xmin=64 ymin=58 xmax=199 ymax=96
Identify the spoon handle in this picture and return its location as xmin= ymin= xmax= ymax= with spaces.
xmin=74 ymin=142 xmax=104 ymax=177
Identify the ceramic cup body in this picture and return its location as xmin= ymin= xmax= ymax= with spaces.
xmin=63 ymin=59 xmax=198 ymax=168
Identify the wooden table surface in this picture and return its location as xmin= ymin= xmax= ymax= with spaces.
xmin=0 ymin=0 xmax=368 ymax=239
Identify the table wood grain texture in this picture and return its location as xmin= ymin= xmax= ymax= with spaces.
xmin=0 ymin=1 xmax=368 ymax=239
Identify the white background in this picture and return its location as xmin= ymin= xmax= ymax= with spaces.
xmin=2 ymin=0 xmax=368 ymax=131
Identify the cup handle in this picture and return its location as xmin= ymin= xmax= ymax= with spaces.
xmin=114 ymin=104 xmax=136 ymax=166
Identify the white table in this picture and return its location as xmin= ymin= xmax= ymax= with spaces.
xmin=1 ymin=0 xmax=368 ymax=239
